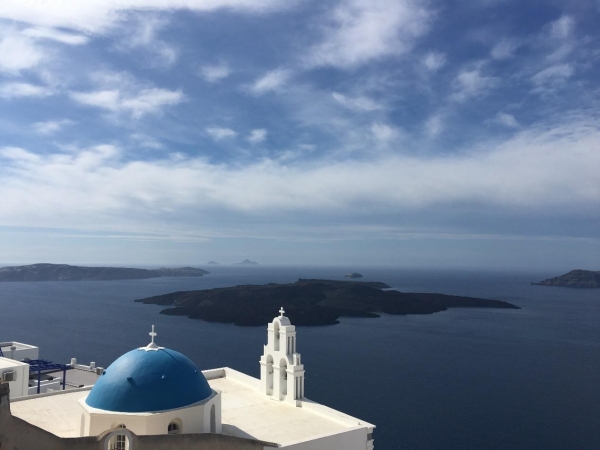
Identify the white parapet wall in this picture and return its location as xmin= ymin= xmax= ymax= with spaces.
xmin=280 ymin=427 xmax=369 ymax=450
xmin=0 ymin=342 xmax=39 ymax=361
xmin=27 ymin=379 xmax=62 ymax=396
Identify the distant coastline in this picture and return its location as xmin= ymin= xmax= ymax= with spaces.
xmin=135 ymin=278 xmax=520 ymax=326
xmin=0 ymin=263 xmax=209 ymax=282
xmin=532 ymin=269 xmax=600 ymax=288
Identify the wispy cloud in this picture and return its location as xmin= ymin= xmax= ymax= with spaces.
xmin=70 ymin=83 xmax=184 ymax=118
xmin=495 ymin=112 xmax=520 ymax=128
xmin=249 ymin=69 xmax=291 ymax=95
xmin=0 ymin=82 xmax=53 ymax=99
xmin=422 ymin=51 xmax=446 ymax=71
xmin=306 ymin=0 xmax=431 ymax=69
xmin=0 ymin=31 xmax=44 ymax=73
xmin=22 ymin=27 xmax=88 ymax=45
xmin=371 ymin=123 xmax=401 ymax=142
xmin=0 ymin=1 xmax=293 ymax=34
xmin=531 ymin=64 xmax=573 ymax=91
xmin=114 ymin=15 xmax=178 ymax=67
xmin=199 ymin=63 xmax=231 ymax=83
xmin=425 ymin=114 xmax=444 ymax=136
xmin=332 ymin=92 xmax=383 ymax=112
xmin=248 ymin=128 xmax=267 ymax=143
xmin=451 ymin=66 xmax=499 ymax=102
xmin=32 ymin=119 xmax=75 ymax=135
xmin=490 ymin=38 xmax=521 ymax=60
xmin=206 ymin=127 xmax=237 ymax=141
xmin=0 ymin=117 xmax=598 ymax=235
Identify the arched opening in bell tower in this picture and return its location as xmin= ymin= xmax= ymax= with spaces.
xmin=273 ymin=320 xmax=280 ymax=351
xmin=266 ymin=354 xmax=274 ymax=395
xmin=279 ymin=358 xmax=288 ymax=397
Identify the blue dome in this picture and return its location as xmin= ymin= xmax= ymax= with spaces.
xmin=85 ymin=348 xmax=212 ymax=413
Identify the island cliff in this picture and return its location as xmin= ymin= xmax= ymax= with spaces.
xmin=532 ymin=270 xmax=600 ymax=288
xmin=0 ymin=264 xmax=209 ymax=281
xmin=136 ymin=278 xmax=520 ymax=326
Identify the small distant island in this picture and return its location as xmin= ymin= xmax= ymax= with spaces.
xmin=236 ymin=259 xmax=259 ymax=266
xmin=532 ymin=270 xmax=600 ymax=288
xmin=345 ymin=272 xmax=364 ymax=279
xmin=136 ymin=278 xmax=520 ymax=326
xmin=0 ymin=263 xmax=209 ymax=282
xmin=207 ymin=261 xmax=220 ymax=265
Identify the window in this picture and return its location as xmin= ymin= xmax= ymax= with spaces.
xmin=168 ymin=421 xmax=181 ymax=435
xmin=109 ymin=425 xmax=128 ymax=450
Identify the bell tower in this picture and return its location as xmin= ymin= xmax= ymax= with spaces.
xmin=259 ymin=308 xmax=305 ymax=406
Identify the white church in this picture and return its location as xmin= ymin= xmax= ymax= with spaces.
xmin=0 ymin=309 xmax=375 ymax=450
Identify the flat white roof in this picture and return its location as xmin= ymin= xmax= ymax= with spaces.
xmin=0 ymin=357 xmax=28 ymax=369
xmin=0 ymin=341 xmax=38 ymax=351
xmin=208 ymin=368 xmax=373 ymax=446
xmin=11 ymin=389 xmax=91 ymax=437
xmin=10 ymin=367 xmax=373 ymax=445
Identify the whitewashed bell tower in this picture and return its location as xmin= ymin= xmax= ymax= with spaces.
xmin=259 ymin=308 xmax=305 ymax=406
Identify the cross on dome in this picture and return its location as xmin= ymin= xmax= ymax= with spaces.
xmin=146 ymin=325 xmax=159 ymax=349
xmin=279 ymin=307 xmax=285 ymax=317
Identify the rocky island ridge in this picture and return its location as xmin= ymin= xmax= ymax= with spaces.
xmin=0 ymin=263 xmax=209 ymax=281
xmin=136 ymin=278 xmax=520 ymax=326
xmin=532 ymin=269 xmax=600 ymax=288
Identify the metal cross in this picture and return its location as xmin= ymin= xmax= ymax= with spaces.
xmin=279 ymin=307 xmax=285 ymax=317
xmin=149 ymin=325 xmax=157 ymax=344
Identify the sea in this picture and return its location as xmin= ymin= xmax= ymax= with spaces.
xmin=0 ymin=266 xmax=599 ymax=450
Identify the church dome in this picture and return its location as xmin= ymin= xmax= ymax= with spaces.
xmin=85 ymin=346 xmax=213 ymax=413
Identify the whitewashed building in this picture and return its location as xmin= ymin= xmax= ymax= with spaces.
xmin=0 ymin=310 xmax=375 ymax=450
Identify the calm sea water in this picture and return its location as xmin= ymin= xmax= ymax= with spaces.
xmin=0 ymin=266 xmax=599 ymax=449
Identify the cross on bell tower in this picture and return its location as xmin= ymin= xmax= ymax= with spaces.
xmin=279 ymin=307 xmax=285 ymax=317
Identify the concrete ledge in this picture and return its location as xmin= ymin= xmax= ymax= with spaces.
xmin=300 ymin=398 xmax=375 ymax=431
xmin=11 ymin=385 xmax=92 ymax=402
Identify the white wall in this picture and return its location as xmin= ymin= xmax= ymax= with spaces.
xmin=0 ymin=342 xmax=39 ymax=361
xmin=81 ymin=390 xmax=221 ymax=437
xmin=0 ymin=357 xmax=29 ymax=398
xmin=27 ymin=379 xmax=62 ymax=395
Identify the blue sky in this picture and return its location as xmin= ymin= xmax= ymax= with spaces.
xmin=0 ymin=0 xmax=599 ymax=269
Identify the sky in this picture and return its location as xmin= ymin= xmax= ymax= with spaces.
xmin=0 ymin=0 xmax=599 ymax=270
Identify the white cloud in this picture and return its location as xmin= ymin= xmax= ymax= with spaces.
xmin=0 ymin=82 xmax=53 ymax=99
xmin=371 ymin=123 xmax=400 ymax=142
xmin=70 ymin=88 xmax=184 ymax=118
xmin=0 ymin=146 xmax=41 ymax=163
xmin=0 ymin=1 xmax=293 ymax=34
xmin=206 ymin=127 xmax=237 ymax=141
xmin=531 ymin=64 xmax=573 ymax=87
xmin=0 ymin=32 xmax=44 ymax=73
xmin=422 ymin=51 xmax=446 ymax=71
xmin=248 ymin=128 xmax=267 ymax=143
xmin=451 ymin=67 xmax=499 ymax=102
xmin=129 ymin=133 xmax=164 ymax=149
xmin=332 ymin=92 xmax=383 ymax=112
xmin=0 ymin=118 xmax=598 ymax=234
xmin=249 ymin=69 xmax=290 ymax=95
xmin=32 ymin=119 xmax=75 ymax=134
xmin=115 ymin=15 xmax=178 ymax=67
xmin=490 ymin=39 xmax=520 ymax=60
xmin=425 ymin=114 xmax=443 ymax=136
xmin=495 ymin=112 xmax=519 ymax=128
xmin=22 ymin=27 xmax=88 ymax=45
xmin=199 ymin=64 xmax=231 ymax=83
xmin=306 ymin=0 xmax=430 ymax=69
xmin=549 ymin=15 xmax=574 ymax=40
